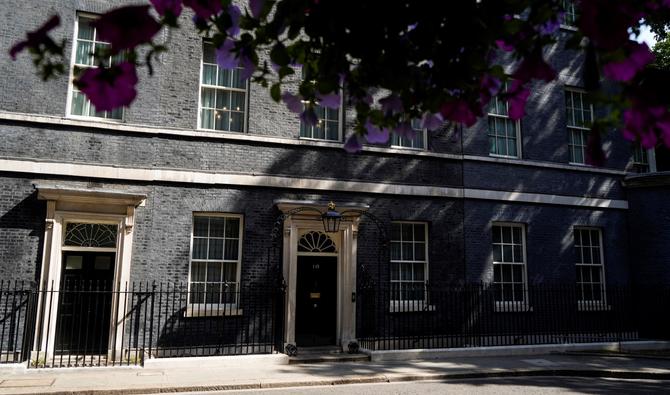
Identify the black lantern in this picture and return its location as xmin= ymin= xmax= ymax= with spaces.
xmin=321 ymin=201 xmax=342 ymax=233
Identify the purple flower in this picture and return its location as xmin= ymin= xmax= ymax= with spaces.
xmin=9 ymin=15 xmax=60 ymax=60
xmin=537 ymin=12 xmax=564 ymax=36
xmin=507 ymin=81 xmax=531 ymax=120
xmin=92 ymin=6 xmax=161 ymax=52
xmin=77 ymin=61 xmax=138 ymax=111
xmin=300 ymin=108 xmax=318 ymax=127
xmin=316 ymin=91 xmax=341 ymax=109
xmin=239 ymin=53 xmax=255 ymax=80
xmin=150 ymin=0 xmax=183 ymax=17
xmin=622 ymin=104 xmax=670 ymax=149
xmin=513 ymin=52 xmax=556 ymax=83
xmin=183 ymin=0 xmax=223 ymax=20
xmin=420 ymin=112 xmax=444 ymax=131
xmin=364 ymin=120 xmax=390 ymax=144
xmin=394 ymin=122 xmax=417 ymax=139
xmin=227 ymin=5 xmax=241 ymax=37
xmin=249 ymin=0 xmax=265 ymax=18
xmin=579 ymin=0 xmax=641 ymax=51
xmin=440 ymin=100 xmax=478 ymax=127
xmin=216 ymin=39 xmax=238 ymax=69
xmin=344 ymin=134 xmax=363 ymax=153
xmin=603 ymin=43 xmax=655 ymax=82
xmin=281 ymin=93 xmax=303 ymax=113
xmin=495 ymin=39 xmax=514 ymax=52
xmin=379 ymin=95 xmax=403 ymax=116
xmin=480 ymin=74 xmax=502 ymax=105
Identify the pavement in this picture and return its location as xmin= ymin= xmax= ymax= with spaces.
xmin=1 ymin=352 xmax=670 ymax=395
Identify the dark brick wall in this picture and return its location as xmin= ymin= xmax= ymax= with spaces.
xmin=0 ymin=176 xmax=44 ymax=282
xmin=463 ymin=200 xmax=630 ymax=286
xmin=626 ymin=184 xmax=670 ymax=285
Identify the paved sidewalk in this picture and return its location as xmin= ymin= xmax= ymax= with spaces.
xmin=1 ymin=353 xmax=670 ymax=395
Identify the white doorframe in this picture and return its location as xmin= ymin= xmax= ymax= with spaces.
xmin=281 ymin=217 xmax=360 ymax=350
xmin=34 ymin=187 xmax=144 ymax=362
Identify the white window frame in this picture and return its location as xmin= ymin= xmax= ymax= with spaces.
xmin=389 ymin=221 xmax=432 ymax=312
xmin=197 ymin=41 xmax=249 ymax=133
xmin=186 ymin=212 xmax=244 ymax=317
xmin=298 ymin=97 xmax=344 ymax=142
xmin=561 ymin=0 xmax=579 ymax=28
xmin=390 ymin=120 xmax=428 ymax=151
xmin=574 ymin=226 xmax=609 ymax=311
xmin=65 ymin=13 xmax=124 ymax=121
xmin=491 ymin=222 xmax=531 ymax=312
xmin=565 ymin=88 xmax=594 ymax=166
xmin=487 ymin=86 xmax=522 ymax=159
xmin=631 ymin=145 xmax=657 ymax=173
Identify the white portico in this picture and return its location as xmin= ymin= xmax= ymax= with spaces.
xmin=275 ymin=200 xmax=368 ymax=351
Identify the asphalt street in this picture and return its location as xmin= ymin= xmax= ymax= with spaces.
xmin=167 ymin=376 xmax=670 ymax=394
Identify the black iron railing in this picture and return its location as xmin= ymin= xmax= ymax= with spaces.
xmin=0 ymin=281 xmax=284 ymax=368
xmin=356 ymin=283 xmax=670 ymax=351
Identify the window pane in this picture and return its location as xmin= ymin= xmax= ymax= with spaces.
xmin=493 ymin=245 xmax=503 ymax=262
xmin=78 ymin=19 xmax=95 ymax=40
xmin=390 ymin=242 xmax=401 ymax=260
xmin=192 ymin=238 xmax=208 ymax=259
xmin=208 ymin=238 xmax=223 ymax=260
xmin=400 ymin=263 xmax=412 ymax=281
xmin=206 ymin=283 xmax=221 ymax=303
xmin=401 ymin=242 xmax=413 ymax=261
xmin=202 ymin=64 xmax=217 ymax=85
xmin=390 ymin=263 xmax=399 ymax=280
xmin=414 ymin=224 xmax=426 ymax=241
xmin=191 ymin=262 xmax=206 ymax=282
xmin=193 ymin=216 xmax=209 ymax=236
xmin=414 ymin=242 xmax=426 ymax=261
xmin=225 ymin=218 xmax=240 ymax=238
xmin=502 ymin=227 xmax=512 ymax=243
xmin=206 ymin=262 xmax=222 ymax=282
xmin=71 ymin=91 xmax=87 ymax=116
xmin=203 ymin=42 xmax=216 ymax=63
xmin=75 ymin=41 xmax=94 ymax=65
xmin=223 ymin=262 xmax=237 ymax=282
xmin=209 ymin=217 xmax=225 ymax=237
xmin=391 ymin=224 xmax=401 ymax=241
xmin=401 ymin=223 xmax=413 ymax=240
xmin=224 ymin=239 xmax=239 ymax=260
xmin=414 ymin=263 xmax=425 ymax=281
xmin=190 ymin=283 xmax=204 ymax=303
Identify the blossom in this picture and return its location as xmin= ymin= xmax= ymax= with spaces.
xmin=537 ymin=12 xmax=564 ymax=36
xmin=183 ymin=0 xmax=223 ymax=20
xmin=507 ymin=81 xmax=531 ymax=121
xmin=394 ymin=122 xmax=417 ymax=140
xmin=227 ymin=5 xmax=241 ymax=37
xmin=420 ymin=112 xmax=443 ymax=131
xmin=379 ymin=95 xmax=403 ymax=116
xmin=300 ymin=107 xmax=318 ymax=127
xmin=495 ymin=39 xmax=514 ymax=52
xmin=603 ymin=43 xmax=655 ymax=82
xmin=249 ymin=0 xmax=265 ymax=18
xmin=364 ymin=120 xmax=390 ymax=144
xmin=92 ymin=6 xmax=161 ymax=52
xmin=316 ymin=91 xmax=341 ymax=109
xmin=579 ymin=0 xmax=641 ymax=51
xmin=281 ymin=92 xmax=303 ymax=114
xmin=480 ymin=74 xmax=502 ymax=105
xmin=344 ymin=134 xmax=362 ymax=153
xmin=150 ymin=0 xmax=183 ymax=17
xmin=9 ymin=15 xmax=60 ymax=60
xmin=513 ymin=51 xmax=556 ymax=83
xmin=77 ymin=61 xmax=138 ymax=111
xmin=622 ymin=104 xmax=670 ymax=149
xmin=239 ymin=52 xmax=255 ymax=80
xmin=440 ymin=100 xmax=478 ymax=127
xmin=216 ymin=39 xmax=238 ymax=69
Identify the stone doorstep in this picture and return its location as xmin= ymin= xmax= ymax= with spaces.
xmin=0 ymin=378 xmax=55 ymax=388
xmin=288 ymin=353 xmax=371 ymax=364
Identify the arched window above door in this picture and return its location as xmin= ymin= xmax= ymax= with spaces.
xmin=63 ymin=223 xmax=118 ymax=248
xmin=298 ymin=231 xmax=337 ymax=253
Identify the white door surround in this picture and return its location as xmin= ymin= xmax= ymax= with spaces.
xmin=276 ymin=200 xmax=367 ymax=351
xmin=34 ymin=185 xmax=146 ymax=360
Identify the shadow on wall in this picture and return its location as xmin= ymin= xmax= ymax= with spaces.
xmin=0 ymin=191 xmax=45 ymax=282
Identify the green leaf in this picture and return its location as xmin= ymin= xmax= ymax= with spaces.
xmin=270 ymin=83 xmax=281 ymax=102
xmin=270 ymin=43 xmax=290 ymax=66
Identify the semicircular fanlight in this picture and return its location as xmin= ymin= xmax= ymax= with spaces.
xmin=297 ymin=231 xmax=336 ymax=253
xmin=64 ymin=223 xmax=118 ymax=248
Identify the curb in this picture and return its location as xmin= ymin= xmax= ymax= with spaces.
xmin=13 ymin=368 xmax=670 ymax=395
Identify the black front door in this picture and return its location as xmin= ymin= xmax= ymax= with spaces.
xmin=295 ymin=256 xmax=337 ymax=347
xmin=56 ymin=251 xmax=115 ymax=353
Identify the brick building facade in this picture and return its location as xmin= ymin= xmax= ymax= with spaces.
xmin=0 ymin=1 xmax=668 ymax=363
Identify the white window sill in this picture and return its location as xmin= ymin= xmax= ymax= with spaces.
xmin=184 ymin=304 xmax=243 ymax=317
xmin=390 ymin=145 xmax=427 ymax=152
xmin=298 ymin=136 xmax=341 ymax=143
xmin=489 ymin=153 xmax=521 ymax=160
xmin=389 ymin=302 xmax=436 ymax=313
xmin=66 ymin=114 xmax=124 ymax=123
xmin=577 ymin=301 xmax=611 ymax=312
xmin=494 ymin=301 xmax=533 ymax=312
xmin=560 ymin=24 xmax=579 ymax=32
